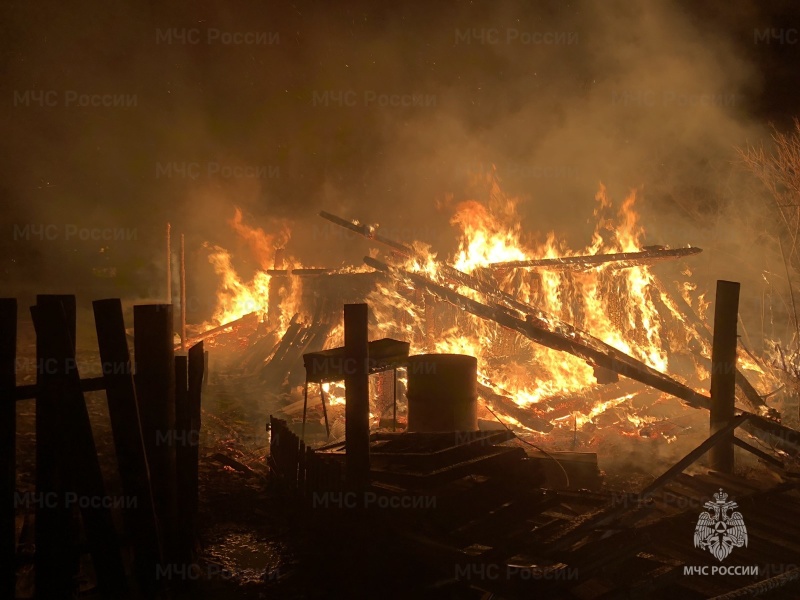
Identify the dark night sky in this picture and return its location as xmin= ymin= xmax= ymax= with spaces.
xmin=1 ymin=0 xmax=799 ymax=317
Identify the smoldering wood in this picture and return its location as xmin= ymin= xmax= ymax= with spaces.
xmin=547 ymin=414 xmax=751 ymax=552
xmin=709 ymin=280 xmax=740 ymax=473
xmin=32 ymin=297 xmax=127 ymax=595
xmin=0 ymin=299 xmax=16 ymax=599
xmin=486 ymin=246 xmax=702 ymax=270
xmin=92 ymin=299 xmax=162 ymax=593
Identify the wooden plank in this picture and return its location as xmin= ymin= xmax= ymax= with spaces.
xmin=488 ymin=246 xmax=702 ymax=270
xmin=33 ymin=295 xmax=78 ymax=597
xmin=0 ymin=299 xmax=17 ymax=599
xmin=133 ymin=304 xmax=176 ymax=561
xmin=709 ymin=281 xmax=740 ymax=473
xmin=92 ymin=298 xmax=162 ymax=595
xmin=32 ymin=298 xmax=127 ymax=594
xmin=344 ymin=304 xmax=370 ymax=487
xmin=14 ymin=376 xmax=106 ymax=400
xmin=174 ymin=355 xmax=191 ymax=564
xmin=187 ymin=342 xmax=204 ymax=528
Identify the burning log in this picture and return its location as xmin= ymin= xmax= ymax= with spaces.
xmin=177 ymin=311 xmax=258 ymax=349
xmin=265 ymin=268 xmax=336 ymax=276
xmin=477 ymin=382 xmax=553 ymax=432
xmin=486 ymin=245 xmax=702 ymax=271
xmin=364 ymin=256 xmax=712 ymax=410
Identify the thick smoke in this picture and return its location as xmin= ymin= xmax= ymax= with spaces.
xmin=0 ymin=0 xmax=796 ymax=332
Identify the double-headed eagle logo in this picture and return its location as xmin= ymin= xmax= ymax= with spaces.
xmin=693 ymin=488 xmax=748 ymax=561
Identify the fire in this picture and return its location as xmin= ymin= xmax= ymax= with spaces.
xmin=202 ymin=173 xmax=778 ymax=441
xmin=201 ymin=207 xmax=301 ymax=336
xmin=385 ymin=179 xmax=672 ymax=415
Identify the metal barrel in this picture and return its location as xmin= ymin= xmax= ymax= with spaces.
xmin=406 ymin=354 xmax=478 ymax=432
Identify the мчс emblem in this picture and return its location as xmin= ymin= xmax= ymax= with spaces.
xmin=693 ymin=488 xmax=748 ymax=562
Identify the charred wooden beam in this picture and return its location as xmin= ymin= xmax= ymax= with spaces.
xmin=319 ymin=211 xmax=411 ymax=254
xmin=177 ymin=311 xmax=258 ymax=349
xmin=265 ymin=268 xmax=336 ymax=276
xmin=365 ymin=256 xmax=711 ymax=410
xmin=0 ymin=299 xmax=16 ymax=600
xmin=318 ymin=210 xmax=567 ymax=332
xmin=709 ymin=280 xmax=740 ymax=473
xmin=487 ymin=246 xmax=702 ymax=270
xmin=344 ymin=304 xmax=370 ymax=487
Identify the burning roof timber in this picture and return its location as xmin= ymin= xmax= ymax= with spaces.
xmin=197 ymin=187 xmax=800 ymax=462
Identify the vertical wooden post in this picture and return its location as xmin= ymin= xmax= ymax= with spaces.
xmin=709 ymin=280 xmax=740 ymax=473
xmin=393 ymin=368 xmax=397 ymax=432
xmin=344 ymin=304 xmax=369 ymax=487
xmin=301 ymin=379 xmax=308 ymax=442
xmin=33 ymin=297 xmax=127 ymax=595
xmin=133 ymin=304 xmax=176 ymax=559
xmin=166 ymin=222 xmax=172 ymax=304
xmin=174 ymin=355 xmax=191 ymax=564
xmin=424 ymin=293 xmax=436 ymax=352
xmin=180 ymin=233 xmax=186 ymax=352
xmin=0 ymin=299 xmax=17 ymax=600
xmin=34 ymin=295 xmax=78 ymax=597
xmin=93 ymin=299 xmax=162 ymax=593
xmin=186 ymin=343 xmax=204 ymax=540
xmin=203 ymin=350 xmax=209 ymax=387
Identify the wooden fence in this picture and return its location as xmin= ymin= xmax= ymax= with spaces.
xmin=1 ymin=295 xmax=203 ymax=597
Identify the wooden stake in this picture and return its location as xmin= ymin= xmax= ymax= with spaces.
xmin=709 ymin=280 xmax=740 ymax=474
xmin=0 ymin=299 xmax=17 ymax=600
xmin=133 ymin=304 xmax=176 ymax=560
xmin=93 ymin=299 xmax=162 ymax=593
xmin=166 ymin=223 xmax=172 ymax=304
xmin=344 ymin=304 xmax=369 ymax=487
xmin=186 ymin=343 xmax=204 ymax=536
xmin=33 ymin=295 xmax=78 ymax=597
xmin=33 ymin=296 xmax=127 ymax=595
xmin=180 ymin=233 xmax=186 ymax=352
xmin=174 ymin=355 xmax=191 ymax=564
